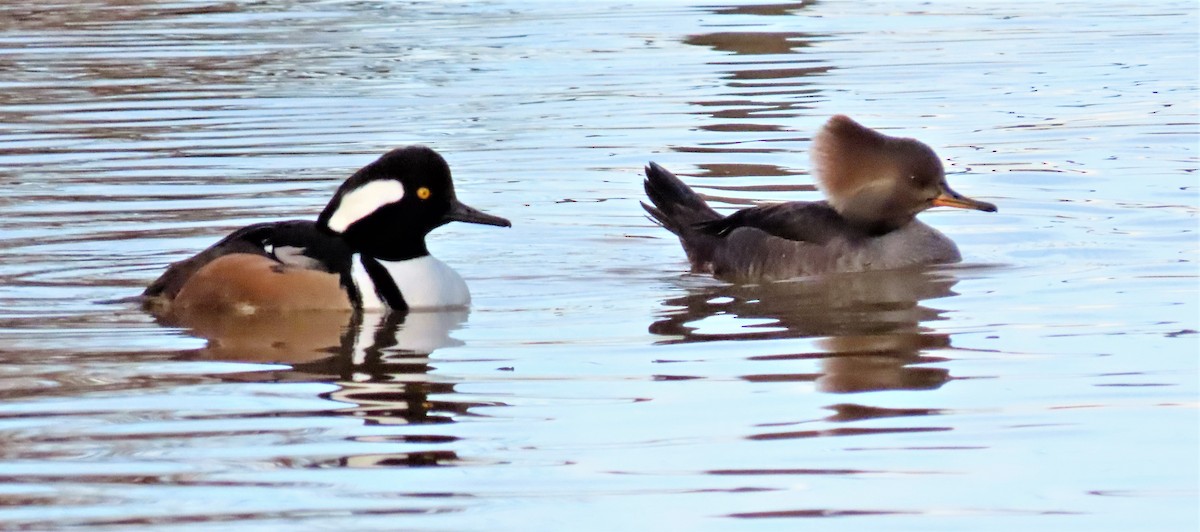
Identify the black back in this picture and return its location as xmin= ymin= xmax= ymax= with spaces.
xmin=143 ymin=220 xmax=355 ymax=300
xmin=695 ymin=200 xmax=888 ymax=244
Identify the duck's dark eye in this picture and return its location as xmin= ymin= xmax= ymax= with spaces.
xmin=417 ymin=187 xmax=431 ymax=200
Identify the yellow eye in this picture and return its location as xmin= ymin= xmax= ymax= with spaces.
xmin=417 ymin=187 xmax=431 ymax=200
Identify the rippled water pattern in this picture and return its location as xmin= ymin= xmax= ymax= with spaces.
xmin=0 ymin=1 xmax=1196 ymax=530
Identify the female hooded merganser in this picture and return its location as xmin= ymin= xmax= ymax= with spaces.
xmin=643 ymin=115 xmax=996 ymax=282
xmin=143 ymin=146 xmax=511 ymax=314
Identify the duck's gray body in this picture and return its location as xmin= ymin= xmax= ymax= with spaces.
xmin=641 ymin=163 xmax=961 ymax=283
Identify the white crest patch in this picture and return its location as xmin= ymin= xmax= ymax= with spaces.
xmin=325 ymin=180 xmax=406 ymax=233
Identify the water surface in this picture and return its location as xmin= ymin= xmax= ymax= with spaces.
xmin=0 ymin=1 xmax=1196 ymax=530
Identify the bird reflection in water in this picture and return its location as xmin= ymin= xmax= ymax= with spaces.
xmin=152 ymin=306 xmax=494 ymax=467
xmin=649 ymin=267 xmax=963 ymax=395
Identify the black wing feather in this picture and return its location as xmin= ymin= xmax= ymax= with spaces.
xmin=693 ymin=201 xmax=859 ymax=245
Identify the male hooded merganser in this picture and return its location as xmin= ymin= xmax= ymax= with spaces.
xmin=643 ymin=115 xmax=996 ymax=282
xmin=143 ymin=146 xmax=511 ymax=313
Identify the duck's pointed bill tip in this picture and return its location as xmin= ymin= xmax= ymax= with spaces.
xmin=933 ymin=193 xmax=997 ymax=213
xmin=446 ymin=200 xmax=512 ymax=227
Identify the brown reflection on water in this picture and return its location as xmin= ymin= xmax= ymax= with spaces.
xmin=651 ymin=268 xmax=959 ymax=395
xmin=161 ymin=308 xmax=496 ymax=467
xmin=0 ymin=2 xmax=239 ymax=31
xmin=673 ymin=4 xmax=832 ymax=235
xmin=152 ymin=307 xmax=357 ymax=365
xmin=650 ymin=269 xmax=959 ymax=446
xmin=686 ymin=32 xmax=815 ymax=56
xmin=706 ymin=3 xmax=816 ymax=17
xmin=0 ymin=1 xmax=272 ymax=107
xmin=692 ymin=163 xmax=805 ymax=179
xmin=681 ymin=14 xmax=830 ymax=147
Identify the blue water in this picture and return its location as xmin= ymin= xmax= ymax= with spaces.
xmin=0 ymin=1 xmax=1196 ymax=530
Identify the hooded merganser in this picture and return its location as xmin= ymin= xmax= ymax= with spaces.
xmin=143 ymin=146 xmax=511 ymax=313
xmin=643 ymin=115 xmax=996 ymax=282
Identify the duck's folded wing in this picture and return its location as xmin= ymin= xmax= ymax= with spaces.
xmin=144 ymin=221 xmax=352 ymax=299
xmin=232 ymin=221 xmax=353 ymax=273
xmin=693 ymin=201 xmax=849 ymax=245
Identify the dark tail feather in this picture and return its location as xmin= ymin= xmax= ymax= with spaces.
xmin=641 ymin=162 xmax=723 ymax=271
xmin=641 ymin=162 xmax=721 ymax=231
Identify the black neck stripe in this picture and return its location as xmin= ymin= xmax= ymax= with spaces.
xmin=360 ymin=256 xmax=408 ymax=312
xmin=341 ymin=270 xmax=363 ymax=311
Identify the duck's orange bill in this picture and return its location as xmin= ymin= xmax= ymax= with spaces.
xmin=933 ymin=191 xmax=997 ymax=212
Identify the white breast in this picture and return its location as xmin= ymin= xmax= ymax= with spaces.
xmin=351 ymin=255 xmax=471 ymax=311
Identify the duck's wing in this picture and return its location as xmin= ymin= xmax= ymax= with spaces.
xmin=144 ymin=221 xmax=353 ymax=299
xmin=694 ymin=201 xmax=855 ymax=245
xmin=232 ymin=220 xmax=353 ymax=272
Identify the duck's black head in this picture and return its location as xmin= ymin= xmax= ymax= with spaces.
xmin=317 ymin=146 xmax=511 ymax=261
